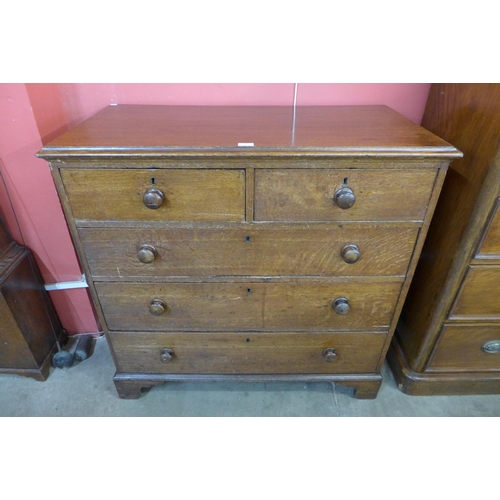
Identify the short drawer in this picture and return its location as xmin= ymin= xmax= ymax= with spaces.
xmin=428 ymin=324 xmax=500 ymax=372
xmin=450 ymin=266 xmax=500 ymax=320
xmin=61 ymin=169 xmax=245 ymax=222
xmin=80 ymin=224 xmax=418 ymax=278
xmin=254 ymin=169 xmax=437 ymax=221
xmin=109 ymin=331 xmax=387 ymax=374
xmin=96 ymin=279 xmax=403 ymax=332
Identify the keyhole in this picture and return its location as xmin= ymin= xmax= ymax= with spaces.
xmin=343 ymin=177 xmax=348 ymax=185
xmin=246 ymin=236 xmax=251 ymax=242
xmin=247 ymin=288 xmax=252 ymax=294
xmin=246 ymin=338 xmax=251 ymax=343
xmin=150 ymin=177 xmax=156 ymax=185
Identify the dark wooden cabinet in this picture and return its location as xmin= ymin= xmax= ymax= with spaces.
xmin=0 ymin=215 xmax=66 ymax=380
xmin=38 ymin=104 xmax=460 ymax=398
xmin=388 ymin=83 xmax=500 ymax=395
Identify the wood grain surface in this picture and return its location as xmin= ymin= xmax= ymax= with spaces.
xmin=0 ymin=245 xmax=64 ymax=377
xmin=37 ymin=104 xmax=459 ymax=398
xmin=394 ymin=84 xmax=500 ymax=373
xmin=254 ymin=169 xmax=437 ymax=221
xmin=96 ymin=279 xmax=403 ymax=332
xmin=450 ymin=266 xmax=500 ymax=319
xmin=37 ymin=105 xmax=460 ymax=157
xmin=61 ymin=168 xmax=245 ymax=222
xmin=476 ymin=198 xmax=500 ymax=257
xmin=428 ymin=324 xmax=500 ymax=372
xmin=109 ymin=331 xmax=387 ymax=375
xmin=79 ymin=224 xmax=418 ymax=279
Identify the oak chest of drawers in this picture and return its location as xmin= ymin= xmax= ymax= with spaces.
xmin=388 ymin=84 xmax=500 ymax=395
xmin=38 ymin=104 xmax=461 ymax=399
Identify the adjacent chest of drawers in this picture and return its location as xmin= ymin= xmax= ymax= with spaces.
xmin=0 ymin=214 xmax=65 ymax=380
xmin=388 ymin=84 xmax=500 ymax=395
xmin=38 ymin=104 xmax=460 ymax=399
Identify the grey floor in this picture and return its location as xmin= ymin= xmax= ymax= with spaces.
xmin=1 ymin=337 xmax=500 ymax=416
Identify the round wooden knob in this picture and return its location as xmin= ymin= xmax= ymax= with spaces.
xmin=137 ymin=244 xmax=157 ymax=263
xmin=341 ymin=244 xmax=360 ymax=264
xmin=334 ymin=187 xmax=355 ymax=209
xmin=332 ymin=297 xmax=350 ymax=315
xmin=149 ymin=299 xmax=167 ymax=316
xmin=322 ymin=348 xmax=337 ymax=362
xmin=143 ymin=188 xmax=165 ymax=209
xmin=160 ymin=348 xmax=175 ymax=363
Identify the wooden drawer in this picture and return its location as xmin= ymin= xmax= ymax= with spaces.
xmin=61 ymin=169 xmax=245 ymax=222
xmin=476 ymin=198 xmax=500 ymax=257
xmin=96 ymin=279 xmax=403 ymax=332
xmin=428 ymin=324 xmax=500 ymax=372
xmin=109 ymin=331 xmax=387 ymax=374
xmin=254 ymin=169 xmax=437 ymax=221
xmin=80 ymin=224 xmax=418 ymax=279
xmin=450 ymin=266 xmax=500 ymax=320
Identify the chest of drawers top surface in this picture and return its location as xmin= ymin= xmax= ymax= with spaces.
xmin=38 ymin=104 xmax=459 ymax=158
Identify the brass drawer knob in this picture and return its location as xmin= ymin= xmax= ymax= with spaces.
xmin=341 ymin=244 xmax=360 ymax=264
xmin=143 ymin=188 xmax=165 ymax=209
xmin=482 ymin=340 xmax=500 ymax=353
xmin=149 ymin=299 xmax=167 ymax=316
xmin=332 ymin=297 xmax=350 ymax=315
xmin=160 ymin=348 xmax=175 ymax=363
xmin=323 ymin=348 xmax=337 ymax=362
xmin=334 ymin=186 xmax=355 ymax=209
xmin=137 ymin=244 xmax=157 ymax=263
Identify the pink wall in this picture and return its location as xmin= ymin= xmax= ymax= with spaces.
xmin=0 ymin=83 xmax=431 ymax=334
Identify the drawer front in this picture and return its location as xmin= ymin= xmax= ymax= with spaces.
xmin=476 ymin=198 xmax=500 ymax=257
xmin=96 ymin=280 xmax=403 ymax=332
xmin=254 ymin=169 xmax=436 ymax=221
xmin=109 ymin=331 xmax=387 ymax=374
xmin=80 ymin=225 xmax=418 ymax=278
xmin=428 ymin=325 xmax=500 ymax=372
xmin=61 ymin=169 xmax=245 ymax=222
xmin=450 ymin=266 xmax=500 ymax=320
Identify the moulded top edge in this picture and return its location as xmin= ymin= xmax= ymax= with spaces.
xmin=37 ymin=145 xmax=463 ymax=160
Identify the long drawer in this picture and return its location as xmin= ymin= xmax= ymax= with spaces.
xmin=79 ymin=225 xmax=418 ymax=278
xmin=254 ymin=169 xmax=437 ymax=221
xmin=61 ymin=169 xmax=246 ymax=222
xmin=96 ymin=279 xmax=403 ymax=332
xmin=109 ymin=331 xmax=388 ymax=374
